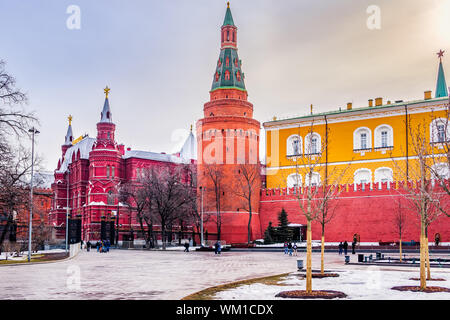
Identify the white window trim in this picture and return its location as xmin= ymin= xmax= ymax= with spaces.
xmin=374 ymin=167 xmax=393 ymax=184
xmin=430 ymin=118 xmax=450 ymax=144
xmin=354 ymin=168 xmax=372 ymax=185
xmin=374 ymin=124 xmax=394 ymax=149
xmin=287 ymin=173 xmax=302 ymax=188
xmin=353 ymin=127 xmax=372 ymax=151
xmin=304 ymin=132 xmax=322 ymax=155
xmin=305 ymin=172 xmax=321 ymax=186
xmin=286 ymin=134 xmax=302 ymax=157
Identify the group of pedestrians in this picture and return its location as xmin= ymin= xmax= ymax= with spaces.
xmin=82 ymin=240 xmax=110 ymax=253
xmin=338 ymin=241 xmax=348 ymax=255
xmin=283 ymin=241 xmax=298 ymax=256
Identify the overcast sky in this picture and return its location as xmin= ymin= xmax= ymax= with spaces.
xmin=1 ymin=0 xmax=449 ymax=171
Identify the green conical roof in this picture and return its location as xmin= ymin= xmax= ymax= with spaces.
xmin=436 ymin=60 xmax=448 ymax=98
xmin=223 ymin=4 xmax=235 ymax=27
xmin=211 ymin=48 xmax=246 ymax=91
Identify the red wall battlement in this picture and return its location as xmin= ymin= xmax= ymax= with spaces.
xmin=259 ymin=181 xmax=450 ymax=243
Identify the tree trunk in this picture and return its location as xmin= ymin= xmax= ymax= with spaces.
xmin=426 ymin=236 xmax=431 ymax=280
xmin=161 ymin=228 xmax=166 ymax=250
xmin=320 ymin=233 xmax=325 ymax=275
xmin=399 ymin=238 xmax=402 ymax=262
xmin=306 ymin=219 xmax=312 ymax=294
xmin=247 ymin=211 xmax=252 ymax=245
xmin=419 ymin=222 xmax=427 ymax=290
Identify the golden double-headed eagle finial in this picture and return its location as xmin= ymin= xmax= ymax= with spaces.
xmin=104 ymin=86 xmax=111 ymax=98
xmin=68 ymin=115 xmax=73 ymax=125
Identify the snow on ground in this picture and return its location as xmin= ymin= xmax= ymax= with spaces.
xmin=214 ymin=269 xmax=450 ymax=300
xmin=0 ymin=248 xmax=66 ymax=261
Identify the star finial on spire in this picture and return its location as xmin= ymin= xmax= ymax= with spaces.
xmin=104 ymin=86 xmax=111 ymax=99
xmin=68 ymin=115 xmax=73 ymax=125
xmin=190 ymin=124 xmax=193 ymax=132
xmin=437 ymin=50 xmax=445 ymax=61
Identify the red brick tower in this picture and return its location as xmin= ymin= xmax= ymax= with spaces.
xmin=196 ymin=3 xmax=262 ymax=244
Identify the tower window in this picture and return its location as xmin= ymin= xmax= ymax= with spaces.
xmin=227 ymin=30 xmax=229 ymax=41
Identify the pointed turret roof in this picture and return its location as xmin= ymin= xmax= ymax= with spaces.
xmin=100 ymin=86 xmax=113 ymax=123
xmin=64 ymin=115 xmax=74 ymax=145
xmin=179 ymin=127 xmax=197 ymax=161
xmin=436 ymin=62 xmax=448 ymax=97
xmin=222 ymin=2 xmax=235 ymax=27
xmin=211 ymin=3 xmax=246 ymax=91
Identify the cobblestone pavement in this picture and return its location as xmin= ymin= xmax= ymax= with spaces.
xmin=1 ymin=250 xmax=448 ymax=300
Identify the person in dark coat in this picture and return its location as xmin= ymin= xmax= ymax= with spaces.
xmin=352 ymin=240 xmax=356 ymax=254
xmin=338 ymin=242 xmax=343 ymax=255
xmin=87 ymin=241 xmax=91 ymax=252
xmin=343 ymin=241 xmax=348 ymax=255
xmin=288 ymin=242 xmax=293 ymax=256
xmin=184 ymin=242 xmax=189 ymax=252
xmin=214 ymin=241 xmax=219 ymax=254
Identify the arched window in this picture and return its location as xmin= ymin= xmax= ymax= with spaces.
xmin=430 ymin=118 xmax=449 ymax=143
xmin=226 ymin=57 xmax=230 ymax=67
xmin=287 ymin=173 xmax=302 ymax=188
xmin=305 ymin=172 xmax=320 ymax=186
xmin=432 ymin=163 xmax=450 ymax=180
xmin=225 ymin=70 xmax=230 ymax=81
xmin=286 ymin=135 xmax=302 ymax=156
xmin=353 ymin=127 xmax=372 ymax=151
xmin=236 ymin=71 xmax=241 ymax=82
xmin=374 ymin=125 xmax=393 ymax=149
xmin=107 ymin=190 xmax=114 ymax=205
xmin=374 ymin=167 xmax=393 ymax=183
xmin=304 ymin=133 xmax=321 ymax=155
xmin=215 ymin=72 xmax=220 ymax=82
xmin=354 ymin=168 xmax=372 ymax=184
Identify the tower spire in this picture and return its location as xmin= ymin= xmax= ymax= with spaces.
xmin=100 ymin=86 xmax=113 ymax=123
xmin=436 ymin=50 xmax=448 ymax=98
xmin=212 ymin=3 xmax=245 ymax=91
xmin=64 ymin=115 xmax=74 ymax=145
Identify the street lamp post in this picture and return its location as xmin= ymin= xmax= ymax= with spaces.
xmin=28 ymin=127 xmax=39 ymax=262
xmin=66 ymin=168 xmax=70 ymax=253
xmin=200 ymin=186 xmax=205 ymax=246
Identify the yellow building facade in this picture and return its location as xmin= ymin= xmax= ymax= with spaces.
xmin=264 ymin=57 xmax=449 ymax=189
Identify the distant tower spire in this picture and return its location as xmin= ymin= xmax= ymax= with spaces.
xmin=100 ymin=86 xmax=113 ymax=123
xmin=64 ymin=115 xmax=74 ymax=145
xmin=436 ymin=50 xmax=448 ymax=98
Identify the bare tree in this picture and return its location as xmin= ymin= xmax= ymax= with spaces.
xmin=119 ymin=181 xmax=151 ymax=247
xmin=392 ymin=120 xmax=448 ymax=290
xmin=144 ymin=167 xmax=194 ymax=250
xmin=204 ymin=164 xmax=224 ymax=241
xmin=0 ymin=60 xmax=36 ymax=158
xmin=287 ymin=122 xmax=350 ymax=291
xmin=233 ymin=164 xmax=261 ymax=245
xmin=0 ymin=147 xmax=37 ymax=249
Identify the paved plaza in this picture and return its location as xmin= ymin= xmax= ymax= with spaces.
xmin=1 ymin=250 xmax=449 ymax=300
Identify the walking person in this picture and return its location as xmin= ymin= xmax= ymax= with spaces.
xmin=217 ymin=241 xmax=222 ymax=255
xmin=96 ymin=241 xmax=100 ymax=252
xmin=288 ymin=242 xmax=293 ymax=256
xmin=87 ymin=241 xmax=91 ymax=252
xmin=352 ymin=240 xmax=356 ymax=255
xmin=338 ymin=242 xmax=343 ymax=255
xmin=214 ymin=241 xmax=219 ymax=254
xmin=184 ymin=241 xmax=190 ymax=252
xmin=284 ymin=242 xmax=288 ymax=255
xmin=343 ymin=241 xmax=348 ymax=255
xmin=293 ymin=243 xmax=298 ymax=256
